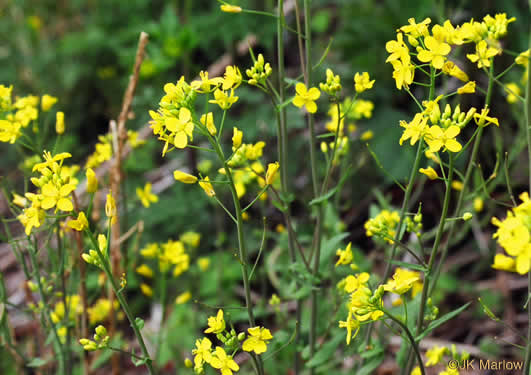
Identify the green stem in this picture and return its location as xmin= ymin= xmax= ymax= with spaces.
xmin=430 ymin=61 xmax=495 ymax=293
xmin=86 ymin=230 xmax=154 ymax=375
xmin=382 ymin=309 xmax=426 ymax=375
xmin=28 ymin=246 xmax=66 ymax=375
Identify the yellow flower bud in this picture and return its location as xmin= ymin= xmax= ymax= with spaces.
xmin=232 ymin=127 xmax=243 ymax=149
xmin=462 ymin=212 xmax=473 ymax=221
xmin=184 ymin=358 xmax=193 ymax=368
xmin=419 ymin=167 xmax=438 ymax=180
xmin=55 ymin=111 xmax=65 ymax=135
xmin=457 ymin=81 xmax=476 ymax=94
xmin=173 ymin=170 xmax=198 ymax=184
xmin=220 ymin=4 xmax=242 ymax=13
xmin=41 ymin=94 xmax=58 ymax=111
xmin=105 ymin=191 xmax=117 ymax=221
xmin=199 ymin=176 xmax=215 ymax=197
xmin=265 ymin=162 xmax=279 ymax=185
xmin=86 ymin=168 xmax=98 ymax=193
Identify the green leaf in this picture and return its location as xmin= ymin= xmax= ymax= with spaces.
xmin=357 ymin=349 xmax=384 ymax=375
xmin=416 ymin=302 xmax=471 ymax=341
xmin=309 ymin=185 xmax=338 ymax=206
xmin=27 ymin=358 xmax=48 ymax=368
xmin=134 ymin=317 xmax=145 ymax=330
xmin=305 ymin=334 xmax=343 ymax=368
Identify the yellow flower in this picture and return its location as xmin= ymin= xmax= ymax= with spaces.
xmin=338 ymin=312 xmax=360 ymax=345
xmin=400 ymin=18 xmax=431 ymax=39
xmin=209 ymin=89 xmax=239 ymax=110
xmin=210 ymin=346 xmax=239 ymax=375
xmin=504 ymin=83 xmax=521 ymax=104
xmin=41 ymin=94 xmax=58 ymax=111
xmin=165 ymin=107 xmax=194 ymax=149
xmin=383 ymin=268 xmax=420 ymax=295
xmin=140 ymin=283 xmax=153 ymax=297
xmin=136 ymin=264 xmax=153 ymax=278
xmin=191 ymin=71 xmax=223 ymax=93
xmin=192 ymin=337 xmax=213 ymax=366
xmin=0 ymin=120 xmax=21 ymax=144
xmin=417 ymin=36 xmax=451 ymax=69
xmin=232 ymin=127 xmax=243 ymax=149
xmin=467 ymin=40 xmax=500 ymax=68
xmin=354 ymin=72 xmax=375 ymax=93
xmin=462 ymin=212 xmax=473 ymax=221
xmin=223 ymin=65 xmax=243 ymax=90
xmin=335 ymin=242 xmax=353 ymax=267
xmin=242 ymin=326 xmax=273 ymax=354
xmin=176 ymin=291 xmax=191 ymax=304
xmin=265 ymin=162 xmax=279 ymax=185
xmin=457 ymin=81 xmax=476 ymax=94
xmin=360 ymin=130 xmax=373 ymax=141
xmin=41 ymin=182 xmax=76 ymax=212
xmin=442 ymin=61 xmax=469 ymax=82
xmin=386 ymin=33 xmax=409 ymax=63
xmin=68 ymin=212 xmax=88 ymax=231
xmin=292 ymin=83 xmax=320 ymax=114
xmin=220 ymin=4 xmax=242 ymax=13
xmin=56 ymin=111 xmax=65 ymax=135
xmin=173 ymin=170 xmax=198 ymax=184
xmin=492 ymin=253 xmax=516 ymax=272
xmin=200 ymin=112 xmax=217 ymax=135
xmin=473 ymin=106 xmax=499 ymax=127
xmin=390 ymin=59 xmax=415 ymax=90
xmin=136 ymin=183 xmax=158 ymax=208
xmin=410 ymin=367 xmax=421 ymax=375
xmin=474 ymin=197 xmax=484 ymax=212
xmin=199 ymin=176 xmax=216 ymax=197
xmin=451 ymin=180 xmax=464 ymax=191
xmin=18 ymin=206 xmax=45 ymax=235
xmin=86 ymin=168 xmax=98 ymax=193
xmin=342 ymin=272 xmax=370 ymax=293
xmin=515 ymin=49 xmax=530 ymax=66
xmin=205 ymin=309 xmax=225 ymax=334
xmin=399 ymin=113 xmax=428 ymax=146
xmin=105 ymin=191 xmax=117 ymax=222
xmin=425 ymin=125 xmax=462 ymax=153
xmin=198 ymin=257 xmax=210 ymax=271
xmin=87 ymin=298 xmax=115 ymax=324
xmin=180 ymin=231 xmax=201 ymax=247
xmin=419 ymin=167 xmax=438 ymax=180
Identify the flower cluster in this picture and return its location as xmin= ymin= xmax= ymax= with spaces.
xmin=387 ymin=14 xmax=514 ymax=91
xmin=491 ymin=192 xmax=531 ymax=274
xmin=86 ymin=130 xmax=144 ymax=169
xmin=364 ymin=209 xmax=421 ymax=244
xmin=17 ymin=151 xmax=77 ymax=235
xmin=50 ymin=294 xmax=83 ymax=342
xmin=79 ymin=325 xmax=109 ymax=351
xmin=191 ymin=309 xmax=273 ymax=374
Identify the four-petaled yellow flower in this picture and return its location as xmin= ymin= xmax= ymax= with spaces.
xmin=292 ymin=83 xmax=320 ymax=114
xmin=165 ymin=107 xmax=194 ymax=149
xmin=204 ymin=309 xmax=225 ymax=334
xmin=338 ymin=312 xmax=360 ymax=345
xmin=223 ymin=66 xmax=243 ymax=90
xmin=68 ymin=212 xmax=88 ymax=231
xmin=417 ymin=36 xmax=451 ymax=69
xmin=136 ymin=183 xmax=158 ymax=208
xmin=242 ymin=326 xmax=273 ymax=354
xmin=390 ymin=59 xmax=415 ymax=90
xmin=354 ymin=72 xmax=375 ymax=93
xmin=425 ymin=125 xmax=462 ymax=153
xmin=473 ymin=106 xmax=499 ymax=127
xmin=210 ymin=346 xmax=239 ymax=375
xmin=383 ymin=268 xmax=421 ymax=295
xmin=41 ymin=182 xmax=76 ymax=212
xmin=399 ymin=113 xmax=428 ymax=146
xmin=335 ymin=242 xmax=353 ymax=267
xmin=209 ymin=89 xmax=239 ymax=110
xmin=192 ymin=337 xmax=213 ymax=366
xmin=467 ymin=40 xmax=500 ymax=68
xmin=457 ymin=81 xmax=476 ymax=94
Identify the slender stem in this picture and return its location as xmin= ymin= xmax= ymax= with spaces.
xmin=28 ymin=246 xmax=66 ymax=375
xmin=430 ymin=61 xmax=495 ymax=293
xmin=86 ymin=231 xmax=154 ymax=374
xmin=382 ymin=309 xmax=426 ymax=375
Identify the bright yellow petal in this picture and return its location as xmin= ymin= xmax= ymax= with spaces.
xmin=174 ymin=132 xmax=188 ymax=148
xmin=305 ymin=101 xmax=317 ymax=113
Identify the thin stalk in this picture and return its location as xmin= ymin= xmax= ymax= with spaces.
xmin=277 ymin=0 xmax=301 ymax=372
xmin=382 ymin=309 xmax=425 ymax=375
xmin=86 ymin=230 xmax=154 ymax=375
xmin=523 ymin=21 xmax=531 ymax=375
xmin=430 ymin=61 xmax=495 ymax=293
xmin=210 ymin=139 xmax=264 ymax=375
xmin=28 ymin=246 xmax=66 ymax=375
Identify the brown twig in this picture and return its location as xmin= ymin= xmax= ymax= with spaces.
xmin=108 ymin=31 xmax=149 ymax=375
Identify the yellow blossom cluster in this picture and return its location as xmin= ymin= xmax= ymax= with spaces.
xmin=491 ymin=192 xmax=531 ymax=274
xmin=191 ymin=309 xmax=273 ymax=375
xmin=17 ymin=151 xmax=77 ymax=235
xmin=85 ymin=130 xmax=144 ymax=169
xmin=387 ymin=14 xmax=515 ymax=90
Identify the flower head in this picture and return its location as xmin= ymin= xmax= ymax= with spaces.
xmin=425 ymin=125 xmax=462 ymax=153
xmin=242 ymin=326 xmax=273 ymax=354
xmin=416 ymin=36 xmax=451 ymax=69
xmin=205 ymin=309 xmax=225 ymax=334
xmin=136 ymin=183 xmax=158 ymax=208
xmin=210 ymin=346 xmax=239 ymax=375
xmin=354 ymin=72 xmax=375 ymax=93
xmin=292 ymin=83 xmax=320 ymax=114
